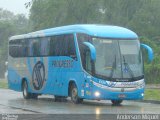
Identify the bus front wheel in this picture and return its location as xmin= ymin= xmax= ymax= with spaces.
xmin=22 ymin=81 xmax=31 ymax=99
xmin=70 ymin=84 xmax=83 ymax=104
xmin=111 ymin=100 xmax=123 ymax=105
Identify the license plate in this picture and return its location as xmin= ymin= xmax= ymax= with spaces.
xmin=118 ymin=94 xmax=126 ymax=98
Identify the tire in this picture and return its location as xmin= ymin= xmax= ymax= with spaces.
xmin=31 ymin=93 xmax=38 ymax=99
xmin=22 ymin=81 xmax=32 ymax=99
xmin=78 ymin=98 xmax=83 ymax=103
xmin=111 ymin=100 xmax=123 ymax=105
xmin=70 ymin=83 xmax=83 ymax=104
xmin=54 ymin=96 xmax=67 ymax=102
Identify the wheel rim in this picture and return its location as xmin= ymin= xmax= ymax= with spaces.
xmin=23 ymin=83 xmax=27 ymax=97
xmin=71 ymin=88 xmax=78 ymax=102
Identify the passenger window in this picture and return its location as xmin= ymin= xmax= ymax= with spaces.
xmin=9 ymin=39 xmax=27 ymax=57
xmin=40 ymin=37 xmax=50 ymax=56
xmin=9 ymin=40 xmax=18 ymax=57
xmin=50 ymin=34 xmax=77 ymax=59
xmin=9 ymin=35 xmax=76 ymax=58
xmin=28 ymin=39 xmax=40 ymax=57
xmin=21 ymin=39 xmax=28 ymax=57
xmin=67 ymin=35 xmax=76 ymax=58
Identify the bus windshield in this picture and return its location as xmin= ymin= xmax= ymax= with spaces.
xmin=92 ymin=38 xmax=143 ymax=80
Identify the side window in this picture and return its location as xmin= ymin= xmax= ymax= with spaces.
xmin=20 ymin=39 xmax=28 ymax=57
xmin=50 ymin=36 xmax=56 ymax=56
xmin=9 ymin=35 xmax=76 ymax=58
xmin=77 ymin=33 xmax=92 ymax=70
xmin=66 ymin=34 xmax=76 ymax=58
xmin=28 ymin=39 xmax=34 ymax=57
xmin=33 ymin=39 xmax=40 ymax=56
xmin=9 ymin=40 xmax=18 ymax=57
xmin=50 ymin=35 xmax=64 ymax=56
xmin=9 ymin=39 xmax=27 ymax=57
xmin=9 ymin=37 xmax=50 ymax=57
xmin=40 ymin=37 xmax=50 ymax=56
xmin=86 ymin=51 xmax=92 ymax=73
xmin=57 ymin=35 xmax=65 ymax=56
xmin=50 ymin=34 xmax=77 ymax=59
xmin=28 ymin=38 xmax=40 ymax=57
xmin=17 ymin=39 xmax=22 ymax=57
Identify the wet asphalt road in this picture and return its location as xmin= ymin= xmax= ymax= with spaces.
xmin=0 ymin=89 xmax=160 ymax=114
xmin=0 ymin=89 xmax=160 ymax=119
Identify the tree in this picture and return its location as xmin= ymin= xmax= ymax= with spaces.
xmin=28 ymin=0 xmax=160 ymax=83
xmin=0 ymin=9 xmax=29 ymax=78
xmin=128 ymin=1 xmax=160 ymax=38
xmin=29 ymin=0 xmax=103 ymax=30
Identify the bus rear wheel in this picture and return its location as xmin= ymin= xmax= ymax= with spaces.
xmin=70 ymin=84 xmax=83 ymax=104
xmin=22 ymin=81 xmax=32 ymax=99
xmin=111 ymin=100 xmax=123 ymax=105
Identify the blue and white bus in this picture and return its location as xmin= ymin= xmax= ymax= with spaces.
xmin=8 ymin=24 xmax=153 ymax=105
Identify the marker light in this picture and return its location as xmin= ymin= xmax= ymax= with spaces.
xmin=95 ymin=91 xmax=100 ymax=97
xmin=141 ymin=93 xmax=144 ymax=97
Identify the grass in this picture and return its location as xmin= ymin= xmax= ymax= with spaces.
xmin=144 ymin=89 xmax=160 ymax=101
xmin=0 ymin=79 xmax=8 ymax=89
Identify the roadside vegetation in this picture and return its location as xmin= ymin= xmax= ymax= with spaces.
xmin=0 ymin=79 xmax=8 ymax=89
xmin=144 ymin=89 xmax=160 ymax=101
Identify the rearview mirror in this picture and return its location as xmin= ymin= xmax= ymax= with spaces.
xmin=83 ymin=42 xmax=96 ymax=61
xmin=141 ymin=43 xmax=154 ymax=62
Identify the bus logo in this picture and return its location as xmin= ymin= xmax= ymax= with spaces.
xmin=32 ymin=61 xmax=45 ymax=90
xmin=124 ymin=67 xmax=128 ymax=73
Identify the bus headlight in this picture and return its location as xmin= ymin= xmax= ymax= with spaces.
xmin=94 ymin=91 xmax=100 ymax=97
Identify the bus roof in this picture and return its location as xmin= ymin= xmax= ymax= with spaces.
xmin=9 ymin=24 xmax=138 ymax=40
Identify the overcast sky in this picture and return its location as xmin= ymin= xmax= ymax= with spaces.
xmin=0 ymin=0 xmax=30 ymax=17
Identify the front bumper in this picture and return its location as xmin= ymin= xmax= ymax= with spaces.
xmin=92 ymin=88 xmax=144 ymax=100
xmin=82 ymin=80 xmax=145 ymax=100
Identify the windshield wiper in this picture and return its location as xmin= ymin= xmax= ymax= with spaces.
xmin=123 ymin=56 xmax=134 ymax=78
xmin=109 ymin=55 xmax=116 ymax=78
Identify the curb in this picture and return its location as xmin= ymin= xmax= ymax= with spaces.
xmin=136 ymin=100 xmax=160 ymax=104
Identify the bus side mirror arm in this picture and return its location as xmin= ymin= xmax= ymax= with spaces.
xmin=83 ymin=42 xmax=96 ymax=61
xmin=140 ymin=43 xmax=154 ymax=62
